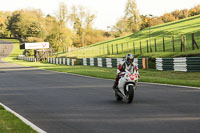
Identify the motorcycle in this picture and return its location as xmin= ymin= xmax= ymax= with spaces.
xmin=114 ymin=69 xmax=139 ymax=103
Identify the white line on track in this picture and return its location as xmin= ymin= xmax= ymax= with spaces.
xmin=0 ymin=103 xmax=46 ymax=133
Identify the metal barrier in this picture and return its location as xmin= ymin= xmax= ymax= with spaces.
xmin=156 ymin=57 xmax=200 ymax=72
xmin=47 ymin=57 xmax=76 ymax=66
xmin=80 ymin=58 xmax=148 ymax=69
xmin=18 ymin=55 xmax=36 ymax=62
xmin=17 ymin=55 xmax=148 ymax=68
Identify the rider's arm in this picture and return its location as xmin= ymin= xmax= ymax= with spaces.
xmin=133 ymin=62 xmax=139 ymax=75
xmin=117 ymin=62 xmax=125 ymax=74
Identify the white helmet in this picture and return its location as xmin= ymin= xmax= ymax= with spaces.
xmin=125 ymin=53 xmax=134 ymax=65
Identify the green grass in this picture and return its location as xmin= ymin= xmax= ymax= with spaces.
xmin=3 ymin=57 xmax=200 ymax=88
xmin=0 ymin=105 xmax=37 ymax=133
xmin=63 ymin=15 xmax=200 ymax=58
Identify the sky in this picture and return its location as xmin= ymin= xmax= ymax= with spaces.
xmin=0 ymin=0 xmax=200 ymax=30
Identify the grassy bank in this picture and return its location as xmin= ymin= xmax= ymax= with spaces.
xmin=62 ymin=15 xmax=200 ymax=58
xmin=0 ymin=105 xmax=37 ymax=133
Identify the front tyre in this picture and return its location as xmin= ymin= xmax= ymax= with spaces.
xmin=127 ymin=86 xmax=134 ymax=103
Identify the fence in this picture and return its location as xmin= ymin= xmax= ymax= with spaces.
xmin=17 ymin=55 xmax=148 ymax=69
xmin=156 ymin=57 xmax=200 ymax=72
xmin=47 ymin=57 xmax=76 ymax=66
xmin=66 ymin=33 xmax=200 ymax=57
xmin=80 ymin=58 xmax=148 ymax=69
xmin=18 ymin=55 xmax=76 ymax=65
xmin=18 ymin=55 xmax=36 ymax=62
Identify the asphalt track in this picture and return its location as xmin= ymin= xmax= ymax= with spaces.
xmin=0 ymin=60 xmax=200 ymax=133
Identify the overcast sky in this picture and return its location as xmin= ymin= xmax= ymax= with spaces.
xmin=0 ymin=0 xmax=200 ymax=30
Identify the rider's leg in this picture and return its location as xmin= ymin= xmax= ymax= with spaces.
xmin=113 ymin=74 xmax=120 ymax=89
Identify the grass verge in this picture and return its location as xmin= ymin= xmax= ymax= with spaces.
xmin=0 ymin=105 xmax=37 ymax=133
xmin=3 ymin=57 xmax=200 ymax=88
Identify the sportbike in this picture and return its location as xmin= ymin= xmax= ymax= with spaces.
xmin=114 ymin=69 xmax=139 ymax=103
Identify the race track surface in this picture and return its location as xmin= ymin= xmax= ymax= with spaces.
xmin=0 ymin=61 xmax=200 ymax=133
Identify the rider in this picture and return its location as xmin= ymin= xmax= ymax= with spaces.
xmin=113 ymin=53 xmax=138 ymax=90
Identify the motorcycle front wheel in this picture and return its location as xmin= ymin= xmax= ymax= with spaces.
xmin=127 ymin=86 xmax=134 ymax=103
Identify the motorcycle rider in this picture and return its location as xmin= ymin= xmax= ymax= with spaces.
xmin=113 ymin=53 xmax=138 ymax=91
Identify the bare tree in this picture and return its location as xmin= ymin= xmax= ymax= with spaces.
xmin=56 ymin=2 xmax=70 ymax=52
xmin=69 ymin=5 xmax=95 ymax=47
xmin=124 ymin=0 xmax=141 ymax=33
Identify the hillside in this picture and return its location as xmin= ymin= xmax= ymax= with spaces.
xmin=63 ymin=14 xmax=200 ymax=58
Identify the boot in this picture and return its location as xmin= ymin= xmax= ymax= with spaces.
xmin=112 ymin=81 xmax=119 ymax=91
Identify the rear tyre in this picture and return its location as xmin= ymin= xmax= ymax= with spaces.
xmin=127 ymin=86 xmax=134 ymax=103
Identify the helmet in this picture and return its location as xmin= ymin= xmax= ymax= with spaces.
xmin=125 ymin=53 xmax=134 ymax=65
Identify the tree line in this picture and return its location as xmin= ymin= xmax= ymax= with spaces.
xmin=0 ymin=0 xmax=200 ymax=53
xmin=112 ymin=0 xmax=200 ymax=37
xmin=0 ymin=2 xmax=109 ymax=53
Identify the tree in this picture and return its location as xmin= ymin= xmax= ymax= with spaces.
xmin=0 ymin=17 xmax=7 ymax=37
xmin=56 ymin=2 xmax=71 ymax=52
xmin=45 ymin=15 xmax=72 ymax=53
xmin=27 ymin=21 xmax=43 ymax=37
xmin=189 ymin=8 xmax=197 ymax=16
xmin=161 ymin=13 xmax=176 ymax=23
xmin=0 ymin=11 xmax=11 ymax=37
xmin=172 ymin=10 xmax=181 ymax=20
xmin=180 ymin=9 xmax=189 ymax=19
xmin=194 ymin=5 xmax=200 ymax=14
xmin=57 ymin=2 xmax=68 ymax=24
xmin=112 ymin=17 xmax=131 ymax=37
xmin=69 ymin=5 xmax=96 ymax=47
xmin=124 ymin=0 xmax=141 ymax=33
xmin=7 ymin=10 xmax=45 ymax=39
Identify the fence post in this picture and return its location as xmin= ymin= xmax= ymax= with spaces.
xmin=140 ymin=41 xmax=142 ymax=54
xmin=172 ymin=35 xmax=175 ymax=52
xmin=116 ymin=44 xmax=118 ymax=54
xmin=112 ymin=44 xmax=113 ymax=55
xmin=154 ymin=38 xmax=157 ymax=52
xmin=99 ymin=46 xmax=101 ymax=55
xmin=181 ymin=34 xmax=185 ymax=52
xmin=107 ymin=44 xmax=109 ymax=55
xmin=103 ymin=46 xmax=105 ymax=55
xmin=127 ymin=42 xmax=129 ymax=52
xmin=163 ymin=36 xmax=165 ymax=52
xmin=133 ymin=42 xmax=135 ymax=55
xmin=192 ymin=33 xmax=195 ymax=50
xmin=192 ymin=33 xmax=199 ymax=50
xmin=147 ymin=40 xmax=149 ymax=53
xmin=121 ymin=43 xmax=123 ymax=54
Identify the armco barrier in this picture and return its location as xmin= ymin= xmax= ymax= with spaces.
xmin=17 ymin=55 xmax=148 ymax=69
xmin=156 ymin=57 xmax=200 ymax=72
xmin=18 ymin=55 xmax=36 ymax=62
xmin=80 ymin=58 xmax=148 ymax=69
xmin=18 ymin=55 xmax=76 ymax=66
xmin=47 ymin=57 xmax=76 ymax=66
